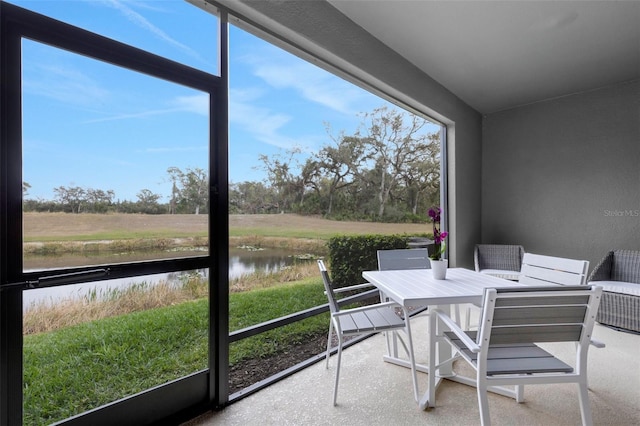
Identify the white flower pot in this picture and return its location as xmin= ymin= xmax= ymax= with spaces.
xmin=430 ymin=259 xmax=448 ymax=280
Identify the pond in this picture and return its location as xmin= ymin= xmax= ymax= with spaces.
xmin=23 ymin=247 xmax=310 ymax=310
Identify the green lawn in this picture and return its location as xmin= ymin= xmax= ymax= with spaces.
xmin=23 ymin=278 xmax=328 ymax=426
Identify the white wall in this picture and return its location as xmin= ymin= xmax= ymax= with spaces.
xmin=482 ymin=80 xmax=640 ymax=271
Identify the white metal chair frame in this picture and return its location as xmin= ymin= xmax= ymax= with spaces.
xmin=519 ymin=253 xmax=605 ymax=350
xmin=430 ymin=285 xmax=603 ymax=426
xmin=318 ymin=259 xmax=419 ymax=405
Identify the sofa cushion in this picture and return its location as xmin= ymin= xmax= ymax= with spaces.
xmin=589 ymin=280 xmax=640 ymax=297
xmin=480 ymin=269 xmax=520 ymax=281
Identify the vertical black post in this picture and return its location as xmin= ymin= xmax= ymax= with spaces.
xmin=210 ymin=10 xmax=230 ymax=408
xmin=0 ymin=4 xmax=25 ymax=424
xmin=0 ymin=291 xmax=22 ymax=426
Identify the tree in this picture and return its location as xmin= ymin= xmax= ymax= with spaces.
xmin=315 ymin=135 xmax=365 ymax=215
xmin=230 ymin=181 xmax=277 ymax=213
xmin=399 ymin=132 xmax=441 ymax=214
xmin=136 ymin=189 xmax=162 ymax=214
xmin=23 ymin=181 xmax=31 ymax=197
xmin=166 ymin=167 xmax=209 ymax=214
xmin=258 ymin=148 xmax=307 ymax=213
xmin=355 ymin=106 xmax=435 ymax=218
xmin=85 ymin=188 xmax=115 ymax=213
xmin=53 ymin=185 xmax=86 ymax=213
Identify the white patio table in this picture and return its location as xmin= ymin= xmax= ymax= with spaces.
xmin=362 ymin=267 xmax=552 ymax=410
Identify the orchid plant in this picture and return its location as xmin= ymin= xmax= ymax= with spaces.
xmin=428 ymin=206 xmax=448 ymax=261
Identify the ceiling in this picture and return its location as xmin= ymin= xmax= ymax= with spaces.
xmin=328 ymin=1 xmax=640 ymax=113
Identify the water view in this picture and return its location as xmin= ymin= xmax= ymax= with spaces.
xmin=23 ymin=247 xmax=307 ymax=310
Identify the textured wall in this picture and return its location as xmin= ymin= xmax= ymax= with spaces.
xmin=215 ymin=0 xmax=483 ymax=267
xmin=482 ymin=80 xmax=640 ymax=271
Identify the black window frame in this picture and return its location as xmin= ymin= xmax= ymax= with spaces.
xmin=0 ymin=3 xmax=230 ymax=424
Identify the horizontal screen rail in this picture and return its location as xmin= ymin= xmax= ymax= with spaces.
xmin=1 ymin=268 xmax=109 ymax=291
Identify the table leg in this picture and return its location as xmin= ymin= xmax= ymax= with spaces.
xmin=435 ymin=304 xmax=454 ymax=377
xmin=420 ymin=304 xmax=455 ymax=410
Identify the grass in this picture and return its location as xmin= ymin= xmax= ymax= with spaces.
xmin=229 ymin=261 xmax=319 ymax=292
xmin=229 ymin=278 xmax=329 ymax=362
xmin=23 ymin=272 xmax=209 ymax=334
xmin=24 ymin=300 xmax=210 ymax=425
xmin=24 ymin=230 xmax=208 ymax=243
xmin=23 ymin=265 xmax=329 ymax=426
xmin=230 ymin=226 xmax=342 ymax=239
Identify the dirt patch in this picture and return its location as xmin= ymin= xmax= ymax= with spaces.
xmin=229 ymin=214 xmax=426 ymax=235
xmin=229 ymin=332 xmax=328 ymax=394
xmin=23 ymin=212 xmax=208 ymax=237
xmin=24 ymin=213 xmax=427 ymax=239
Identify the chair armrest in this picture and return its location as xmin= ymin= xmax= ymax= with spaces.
xmin=588 ymin=251 xmax=613 ymax=281
xmin=333 ymin=283 xmax=374 ymax=293
xmin=324 ymin=283 xmax=375 ymax=297
xmin=333 ymin=300 xmax=400 ymax=317
xmin=432 ymin=308 xmax=481 ymax=353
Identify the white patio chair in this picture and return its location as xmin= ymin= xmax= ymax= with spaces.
xmin=318 ymin=259 xmax=419 ymax=405
xmin=430 ymin=285 xmax=603 ymax=426
xmin=377 ymin=248 xmax=437 ymax=359
xmin=377 ymin=248 xmax=431 ymax=272
xmin=377 ymin=247 xmax=433 ymax=313
xmin=519 ymin=252 xmax=589 ymax=286
xmin=519 ymin=253 xmax=605 ymax=351
xmin=377 ymin=248 xmax=464 ymax=326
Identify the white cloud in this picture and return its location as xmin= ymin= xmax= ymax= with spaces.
xmin=142 ymin=146 xmax=207 ymax=154
xmin=230 ymin=99 xmax=296 ymax=149
xmin=229 ymin=88 xmax=323 ymax=151
xmin=22 ymin=40 xmax=209 ymax=122
xmin=23 ymin=61 xmax=110 ymax=107
xmin=245 ymin=46 xmax=368 ymax=115
xmin=172 ymin=94 xmax=209 ymax=116
xmin=102 ymin=0 xmax=201 ymax=60
xmin=84 ymin=93 xmax=209 ymax=123
xmin=83 ymin=108 xmax=178 ymax=123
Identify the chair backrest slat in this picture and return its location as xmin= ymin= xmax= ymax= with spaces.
xmin=489 ymin=325 xmax=584 ymax=344
xmin=377 ymin=248 xmax=430 ymax=271
xmin=519 ymin=253 xmax=589 ymax=286
xmin=495 ymin=295 xmax=590 ymax=307
xmin=493 ymin=305 xmax=588 ymax=326
xmin=479 ymin=286 xmax=601 ymax=346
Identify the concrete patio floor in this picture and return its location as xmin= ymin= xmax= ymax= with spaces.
xmin=184 ymin=313 xmax=640 ymax=425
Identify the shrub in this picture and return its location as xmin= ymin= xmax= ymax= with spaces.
xmin=327 ymin=234 xmax=410 ymax=287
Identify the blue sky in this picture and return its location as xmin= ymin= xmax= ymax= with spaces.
xmin=12 ymin=0 xmax=407 ymax=202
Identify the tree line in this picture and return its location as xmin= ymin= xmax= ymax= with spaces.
xmin=24 ymin=106 xmax=441 ymax=222
xmin=234 ymin=106 xmax=441 ymax=222
xmin=23 ymin=167 xmax=209 ymax=215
